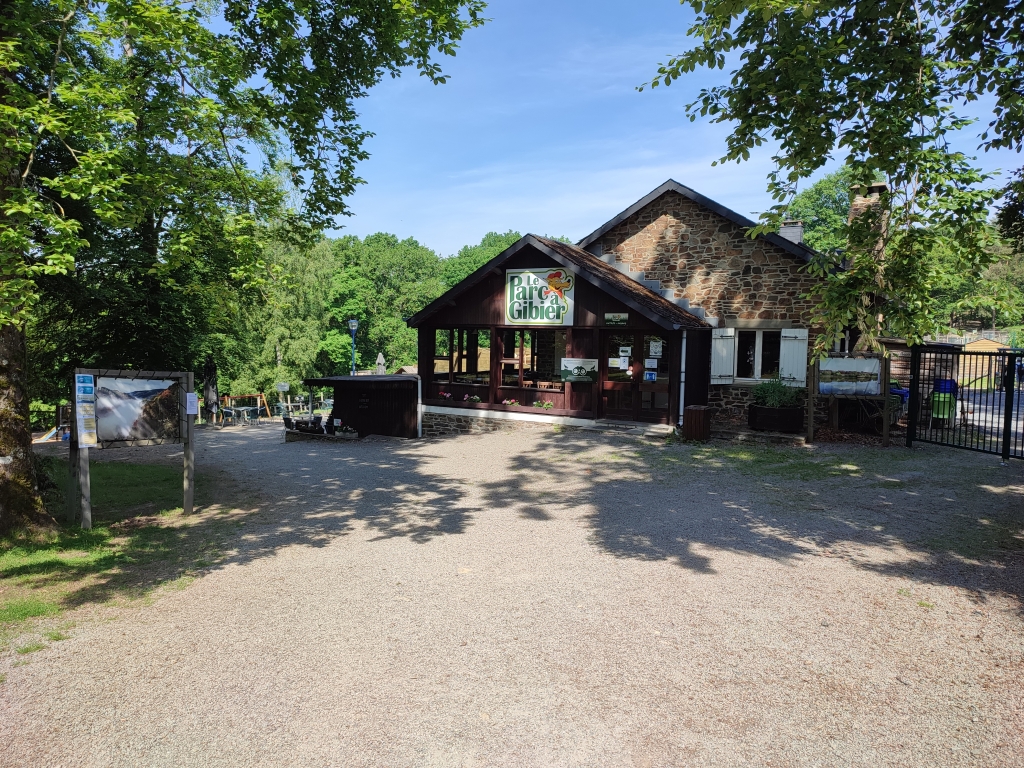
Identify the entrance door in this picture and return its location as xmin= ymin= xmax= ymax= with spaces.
xmin=601 ymin=332 xmax=671 ymax=423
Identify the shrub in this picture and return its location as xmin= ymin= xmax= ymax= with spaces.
xmin=751 ymin=378 xmax=800 ymax=408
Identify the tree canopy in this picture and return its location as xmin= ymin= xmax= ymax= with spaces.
xmin=1 ymin=0 xmax=485 ymax=531
xmin=645 ymin=0 xmax=1021 ymax=349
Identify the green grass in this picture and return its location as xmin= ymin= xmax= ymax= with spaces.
xmin=1 ymin=459 xmax=244 ymax=632
xmin=919 ymin=514 xmax=1024 ymax=558
xmin=688 ymin=445 xmax=864 ymax=482
xmin=44 ymin=630 xmax=70 ymax=641
xmin=15 ymin=641 xmax=46 ymax=654
xmin=42 ymin=458 xmax=197 ymax=519
xmin=0 ymin=597 xmax=60 ymax=623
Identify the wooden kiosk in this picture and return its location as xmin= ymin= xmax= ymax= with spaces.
xmin=407 ymin=235 xmax=712 ymax=426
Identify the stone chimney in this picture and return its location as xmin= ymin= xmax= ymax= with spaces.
xmin=779 ymin=219 xmax=804 ymax=244
xmin=848 ymin=182 xmax=889 ymax=224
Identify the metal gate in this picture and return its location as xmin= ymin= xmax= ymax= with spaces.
xmin=907 ymin=344 xmax=1022 ymax=460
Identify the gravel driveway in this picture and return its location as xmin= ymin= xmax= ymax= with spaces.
xmin=2 ymin=425 xmax=1023 ymax=767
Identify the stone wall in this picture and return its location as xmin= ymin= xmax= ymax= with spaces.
xmin=422 ymin=412 xmax=552 ymax=438
xmin=594 ymin=190 xmax=821 ymax=325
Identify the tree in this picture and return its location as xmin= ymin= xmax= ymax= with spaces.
xmin=786 ymin=169 xmax=853 ymax=255
xmin=441 ymin=230 xmax=521 ymax=288
xmin=228 ymin=238 xmax=338 ymax=398
xmin=645 ymin=0 xmax=1020 ymax=351
xmin=323 ymin=234 xmax=444 ymax=372
xmin=1 ymin=0 xmax=485 ymax=531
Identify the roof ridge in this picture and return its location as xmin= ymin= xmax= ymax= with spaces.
xmin=576 ymin=179 xmax=817 ymax=262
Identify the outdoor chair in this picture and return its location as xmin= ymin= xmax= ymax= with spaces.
xmin=221 ymin=408 xmax=236 ymax=426
xmin=929 ymin=392 xmax=956 ymax=428
xmin=283 ymin=416 xmax=294 ymax=430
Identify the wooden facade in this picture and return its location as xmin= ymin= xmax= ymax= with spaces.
xmin=410 ymin=240 xmax=711 ymax=425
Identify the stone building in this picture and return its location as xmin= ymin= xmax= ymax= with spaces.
xmin=577 ymin=180 xmax=819 ymax=416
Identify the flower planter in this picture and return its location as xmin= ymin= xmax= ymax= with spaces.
xmin=748 ymin=404 xmax=804 ymax=433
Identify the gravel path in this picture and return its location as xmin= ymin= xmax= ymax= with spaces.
xmin=3 ymin=426 xmax=1023 ymax=767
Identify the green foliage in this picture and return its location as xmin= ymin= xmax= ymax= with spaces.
xmin=441 ymin=230 xmax=521 ymax=288
xmin=645 ymin=0 xmax=1015 ymax=349
xmin=324 ymin=233 xmax=445 ymax=371
xmin=2 ymin=0 xmax=485 ymax=328
xmin=751 ymin=378 xmax=800 ymax=409
xmin=786 ymin=169 xmax=852 ymax=254
xmin=227 ymin=238 xmax=338 ymax=397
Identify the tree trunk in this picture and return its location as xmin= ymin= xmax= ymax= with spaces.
xmin=0 ymin=323 xmax=50 ymax=533
xmin=202 ymin=354 xmax=218 ymax=422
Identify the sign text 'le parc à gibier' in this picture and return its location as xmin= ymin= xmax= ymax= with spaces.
xmin=504 ymin=269 xmax=574 ymax=326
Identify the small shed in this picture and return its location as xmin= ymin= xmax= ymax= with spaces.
xmin=303 ymin=375 xmax=420 ymax=439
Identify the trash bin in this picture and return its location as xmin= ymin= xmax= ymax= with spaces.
xmin=683 ymin=405 xmax=711 ymax=441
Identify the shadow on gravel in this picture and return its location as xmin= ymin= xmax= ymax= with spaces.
xmin=19 ymin=425 xmax=1019 ymax=620
xmin=474 ymin=429 xmax=1024 ymax=609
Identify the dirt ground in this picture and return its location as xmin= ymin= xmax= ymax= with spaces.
xmin=2 ymin=425 xmax=1023 ymax=767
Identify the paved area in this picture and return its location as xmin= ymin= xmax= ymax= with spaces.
xmin=3 ymin=426 xmax=1023 ymax=767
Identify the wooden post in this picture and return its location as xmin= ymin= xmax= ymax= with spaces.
xmin=881 ymin=356 xmax=891 ymax=448
xmin=806 ymin=359 xmax=816 ymax=444
xmin=78 ymin=446 xmax=92 ymax=530
xmin=67 ymin=397 xmax=80 ymax=524
xmin=184 ymin=372 xmax=195 ymax=514
xmin=829 ymin=396 xmax=839 ymax=429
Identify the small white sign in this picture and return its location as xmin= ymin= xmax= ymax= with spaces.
xmin=608 ymin=357 xmax=620 ymax=369
xmin=334 ymin=419 xmax=342 ymax=427
xmin=275 ymin=381 xmax=290 ymax=392
xmin=618 ymin=346 xmax=632 ymax=356
xmin=618 ymin=356 xmax=630 ymax=370
xmin=186 ymin=393 xmax=199 ymax=415
xmin=649 ymin=340 xmax=663 ymax=358
xmin=644 ymin=359 xmax=658 ymax=369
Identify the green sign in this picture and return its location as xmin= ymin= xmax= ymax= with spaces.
xmin=604 ymin=312 xmax=628 ymax=326
xmin=505 ymin=269 xmax=574 ymax=326
xmin=560 ymin=358 xmax=598 ymax=383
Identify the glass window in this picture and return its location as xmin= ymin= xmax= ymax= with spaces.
xmin=452 ymin=329 xmax=490 ymax=385
xmin=605 ymin=332 xmax=634 ymax=382
xmin=524 ymin=329 xmax=566 ymax=392
xmin=737 ymin=331 xmax=757 ymax=379
xmin=761 ymin=331 xmax=781 ymax=379
xmin=734 ymin=329 xmax=784 ymax=380
xmin=500 ymin=330 xmax=523 ymax=387
xmin=433 ymin=329 xmax=452 ymax=383
xmin=643 ymin=334 xmax=670 ymax=383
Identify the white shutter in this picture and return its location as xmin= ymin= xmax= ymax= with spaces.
xmin=779 ymin=328 xmax=809 ymax=387
xmin=711 ymin=327 xmax=736 ymax=385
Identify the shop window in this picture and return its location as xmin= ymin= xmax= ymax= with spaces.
xmin=435 ymin=328 xmax=491 ymax=385
xmin=736 ymin=330 xmax=782 ymax=380
xmin=500 ymin=330 xmax=523 ymax=387
xmin=433 ymin=329 xmax=451 ymax=383
xmin=501 ymin=329 xmax=566 ymax=391
xmin=452 ymin=329 xmax=490 ymax=386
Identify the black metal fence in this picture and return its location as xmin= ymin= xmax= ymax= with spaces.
xmin=907 ymin=344 xmax=1022 ymax=460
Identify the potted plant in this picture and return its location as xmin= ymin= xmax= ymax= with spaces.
xmin=748 ymin=378 xmax=804 ymax=433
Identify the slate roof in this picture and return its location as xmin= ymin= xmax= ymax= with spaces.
xmin=531 ymin=237 xmax=709 ymax=329
xmin=407 ymin=234 xmax=709 ymax=330
xmin=576 ymin=179 xmax=818 ymax=262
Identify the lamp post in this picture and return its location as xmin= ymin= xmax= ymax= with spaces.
xmin=348 ymin=318 xmax=358 ymax=376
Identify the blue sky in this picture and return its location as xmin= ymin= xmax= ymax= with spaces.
xmin=338 ymin=0 xmax=1018 ymax=256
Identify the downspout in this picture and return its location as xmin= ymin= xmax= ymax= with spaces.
xmin=417 ymin=375 xmax=423 ymax=438
xmin=678 ymin=330 xmax=687 ymax=427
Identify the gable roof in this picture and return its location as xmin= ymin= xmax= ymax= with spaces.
xmin=407 ymin=234 xmax=709 ymax=330
xmin=576 ymin=179 xmax=817 ymax=262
